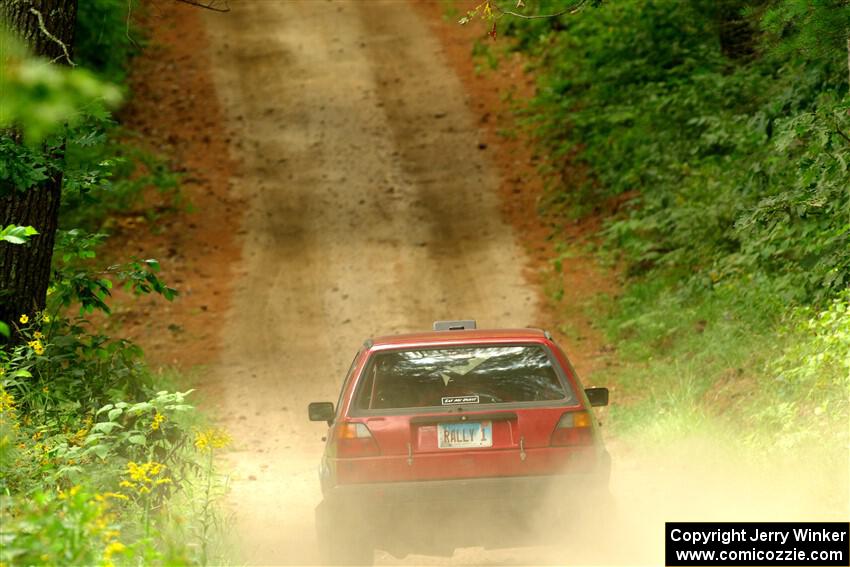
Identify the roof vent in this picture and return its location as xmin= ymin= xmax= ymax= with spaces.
xmin=433 ymin=320 xmax=477 ymax=331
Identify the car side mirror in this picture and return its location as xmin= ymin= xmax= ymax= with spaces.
xmin=585 ymin=387 xmax=609 ymax=407
xmin=308 ymin=402 xmax=335 ymax=424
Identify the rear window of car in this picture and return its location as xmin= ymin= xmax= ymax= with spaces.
xmin=352 ymin=344 xmax=575 ymax=411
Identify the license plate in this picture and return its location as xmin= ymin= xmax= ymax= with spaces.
xmin=437 ymin=421 xmax=493 ymax=449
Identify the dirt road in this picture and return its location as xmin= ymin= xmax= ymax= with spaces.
xmin=197 ymin=2 xmax=848 ymax=565
xmin=202 ymin=1 xmax=538 ymax=563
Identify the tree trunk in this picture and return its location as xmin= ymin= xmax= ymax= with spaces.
xmin=716 ymin=0 xmax=756 ymax=61
xmin=0 ymin=0 xmax=77 ymax=330
xmin=0 ymin=0 xmax=77 ymax=62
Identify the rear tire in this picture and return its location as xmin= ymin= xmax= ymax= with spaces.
xmin=315 ymin=501 xmax=374 ymax=566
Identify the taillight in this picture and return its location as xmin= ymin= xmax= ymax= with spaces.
xmin=550 ymin=411 xmax=594 ymax=446
xmin=334 ymin=422 xmax=380 ymax=458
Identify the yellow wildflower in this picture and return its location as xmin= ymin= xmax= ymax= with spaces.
xmin=18 ymin=314 xmax=28 ymax=324
xmin=42 ymin=313 xmax=50 ymax=323
xmin=71 ymin=428 xmax=88 ymax=446
xmin=33 ymin=331 xmax=43 ymax=339
xmin=121 ymin=460 xmax=171 ymax=496
xmin=58 ymin=486 xmax=80 ymax=500
xmin=103 ymin=541 xmax=126 ymax=560
xmin=100 ymin=492 xmax=129 ymax=501
xmin=150 ymin=412 xmax=165 ymax=431
xmin=0 ymin=388 xmax=15 ymax=413
xmin=194 ymin=427 xmax=231 ymax=452
xmin=126 ymin=461 xmax=148 ymax=483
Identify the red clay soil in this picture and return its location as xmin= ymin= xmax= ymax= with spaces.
xmin=99 ymin=1 xmax=242 ymax=369
xmin=412 ymin=1 xmax=618 ymax=381
xmin=103 ymin=0 xmax=616 ymax=385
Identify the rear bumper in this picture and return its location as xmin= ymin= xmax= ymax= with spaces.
xmin=323 ymin=446 xmax=610 ymax=505
xmin=324 ymin=471 xmax=606 ymax=508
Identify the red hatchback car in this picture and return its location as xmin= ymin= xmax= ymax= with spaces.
xmin=308 ymin=321 xmax=610 ymax=564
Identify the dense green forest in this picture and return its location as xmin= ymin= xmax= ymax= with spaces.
xmin=493 ymin=0 xmax=849 ymax=448
xmin=1 ymin=2 xmax=226 ymax=564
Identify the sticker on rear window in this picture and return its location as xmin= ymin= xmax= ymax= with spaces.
xmin=441 ymin=395 xmax=480 ymax=406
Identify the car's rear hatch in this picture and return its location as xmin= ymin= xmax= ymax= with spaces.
xmin=329 ymin=342 xmax=601 ymax=485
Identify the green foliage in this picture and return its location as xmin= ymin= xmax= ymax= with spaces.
xmin=775 ymin=291 xmax=850 ymax=389
xmin=114 ymin=259 xmax=178 ymax=301
xmin=761 ymin=0 xmax=850 ymax=62
xmin=0 ymin=3 xmax=217 ymax=564
xmin=472 ymin=39 xmax=501 ymax=72
xmin=596 ymin=283 xmax=849 ymax=451
xmin=75 ymin=0 xmax=140 ymax=83
xmin=0 ymin=133 xmax=58 ymax=192
xmin=0 ymin=319 xmax=230 ymax=565
xmin=502 ymin=0 xmax=850 ymax=448
xmin=60 ymin=135 xmax=182 ymax=232
xmin=84 ymin=391 xmax=195 ymax=477
xmin=760 ymin=290 xmax=850 ymax=443
xmin=0 ymin=224 xmax=38 ymax=244
xmin=506 ymin=0 xmax=849 ymax=301
xmin=0 ymin=31 xmax=121 ymax=143
xmin=65 ymin=1 xmax=182 ymax=231
xmin=49 ymin=229 xmax=177 ymax=316
xmin=0 ymin=487 xmax=123 ymax=566
xmin=3 ymin=311 xmax=148 ymax=413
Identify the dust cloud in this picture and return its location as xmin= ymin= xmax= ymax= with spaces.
xmin=216 ymin=432 xmax=848 ymax=565
xmin=545 ymin=438 xmax=848 ymax=566
xmin=372 ymin=437 xmax=848 ymax=566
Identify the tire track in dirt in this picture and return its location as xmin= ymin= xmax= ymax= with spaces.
xmin=201 ymin=1 xmax=538 ymax=564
